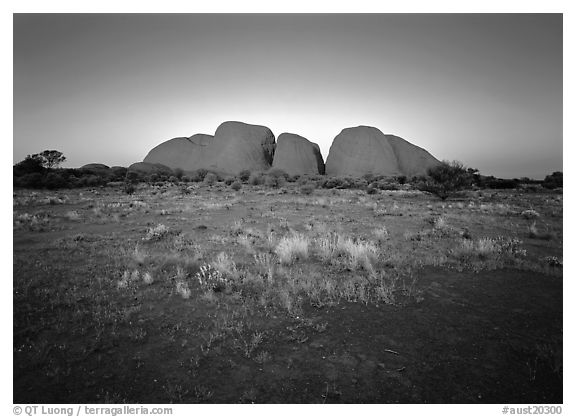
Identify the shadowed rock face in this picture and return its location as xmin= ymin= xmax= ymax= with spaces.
xmin=206 ymin=121 xmax=275 ymax=173
xmin=144 ymin=134 xmax=214 ymax=171
xmin=325 ymin=126 xmax=440 ymax=177
xmin=143 ymin=121 xmax=275 ymax=174
xmin=272 ymin=133 xmax=325 ymax=175
xmin=127 ymin=162 xmax=173 ymax=175
xmin=385 ymin=134 xmax=441 ymax=177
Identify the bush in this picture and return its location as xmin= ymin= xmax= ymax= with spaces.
xmin=13 ymin=155 xmax=45 ymax=177
xmin=417 ymin=161 xmax=474 ymax=200
xmin=266 ymin=168 xmax=289 ymax=180
xmin=248 ymin=173 xmax=264 ymax=186
xmin=300 ymin=182 xmax=315 ymax=195
xmin=321 ymin=177 xmax=343 ymax=189
xmin=204 ymin=172 xmax=218 ymax=185
xmin=174 ymin=168 xmax=184 ymax=180
xmin=542 ymin=171 xmax=562 ymax=189
xmin=44 ymin=172 xmax=66 ymax=189
xmin=123 ymin=182 xmax=136 ymax=194
xmin=190 ymin=169 xmax=209 ymax=182
xmin=15 ymin=172 xmax=44 ymax=188
xmin=239 ymin=170 xmax=251 ymax=183
xmin=366 ymin=184 xmax=378 ymax=194
xmin=224 ymin=176 xmax=235 ymax=186
xmin=231 ymin=181 xmax=242 ymax=191
xmin=81 ymin=174 xmax=102 ymax=187
xmin=264 ymin=174 xmax=285 ymax=188
xmin=485 ymin=178 xmax=518 ymax=189
xmin=126 ymin=171 xmax=141 ymax=184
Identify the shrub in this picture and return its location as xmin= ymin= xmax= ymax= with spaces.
xmin=13 ymin=155 xmax=45 ymax=177
xmin=321 ymin=177 xmax=343 ymax=189
xmin=542 ymin=171 xmax=562 ymax=189
xmin=366 ymin=184 xmax=378 ymax=194
xmin=15 ymin=172 xmax=43 ymax=188
xmin=174 ymin=168 xmax=184 ymax=179
xmin=265 ymin=174 xmax=285 ymax=188
xmin=486 ymin=178 xmax=518 ymax=189
xmin=417 ymin=161 xmax=474 ymax=200
xmin=123 ymin=182 xmax=136 ymax=194
xmin=300 ymin=182 xmax=315 ymax=195
xmin=143 ymin=224 xmax=170 ymax=241
xmin=231 ymin=181 xmax=242 ymax=191
xmin=224 ymin=176 xmax=235 ymax=185
xmin=204 ymin=172 xmax=218 ymax=185
xmin=44 ymin=172 xmax=66 ymax=189
xmin=126 ymin=171 xmax=141 ymax=184
xmin=266 ymin=168 xmax=289 ymax=179
xmin=248 ymin=173 xmax=265 ymax=186
xmin=189 ymin=168 xmax=208 ymax=182
xmin=238 ymin=170 xmax=252 ymax=183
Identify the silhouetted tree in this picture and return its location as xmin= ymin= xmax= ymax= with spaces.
xmin=32 ymin=150 xmax=66 ymax=169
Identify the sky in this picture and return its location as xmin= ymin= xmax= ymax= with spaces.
xmin=13 ymin=13 xmax=562 ymax=179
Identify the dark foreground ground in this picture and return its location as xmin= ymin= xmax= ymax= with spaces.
xmin=13 ymin=184 xmax=562 ymax=403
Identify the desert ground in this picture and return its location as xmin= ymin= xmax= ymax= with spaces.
xmin=13 ymin=182 xmax=562 ymax=403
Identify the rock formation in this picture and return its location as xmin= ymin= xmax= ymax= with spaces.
xmin=81 ymin=163 xmax=110 ymax=170
xmin=143 ymin=121 xmax=275 ymax=174
xmin=144 ymin=134 xmax=214 ymax=172
xmin=127 ymin=162 xmax=173 ymax=176
xmin=272 ymin=133 xmax=325 ymax=175
xmin=140 ymin=122 xmax=440 ymax=178
xmin=325 ymin=126 xmax=440 ymax=177
xmin=206 ymin=121 xmax=275 ymax=173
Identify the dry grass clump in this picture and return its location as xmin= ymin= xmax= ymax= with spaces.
xmin=373 ymin=226 xmax=389 ymax=244
xmin=212 ymin=252 xmax=239 ymax=279
xmin=196 ymin=264 xmax=229 ymax=292
xmin=521 ymin=209 xmax=540 ymax=219
xmin=315 ymin=233 xmax=378 ymax=271
xmin=449 ymin=236 xmax=526 ymax=270
xmin=142 ymin=271 xmax=154 ymax=285
xmin=65 ymin=210 xmax=81 ymax=221
xmin=14 ymin=212 xmax=51 ymax=231
xmin=143 ymin=223 xmax=170 ymax=241
xmin=528 ymin=222 xmax=553 ymax=240
xmin=338 ymin=238 xmax=378 ymax=271
xmin=175 ymin=281 xmax=191 ymax=299
xmin=275 ymin=233 xmax=310 ymax=265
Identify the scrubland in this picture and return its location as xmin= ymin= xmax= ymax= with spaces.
xmin=13 ymin=182 xmax=562 ymax=403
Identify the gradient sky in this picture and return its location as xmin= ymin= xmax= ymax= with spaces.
xmin=13 ymin=13 xmax=562 ymax=179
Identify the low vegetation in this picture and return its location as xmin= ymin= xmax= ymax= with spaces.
xmin=13 ymin=153 xmax=563 ymax=403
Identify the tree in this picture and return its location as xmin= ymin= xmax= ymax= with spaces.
xmin=33 ymin=150 xmax=66 ymax=169
xmin=418 ymin=160 xmax=474 ymax=200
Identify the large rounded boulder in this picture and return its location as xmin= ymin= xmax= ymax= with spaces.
xmin=127 ymin=162 xmax=173 ymax=176
xmin=144 ymin=134 xmax=215 ymax=172
xmin=142 ymin=121 xmax=275 ymax=175
xmin=325 ymin=126 xmax=440 ymax=177
xmin=206 ymin=121 xmax=275 ymax=174
xmin=272 ymin=133 xmax=325 ymax=175
xmin=385 ymin=134 xmax=441 ymax=177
